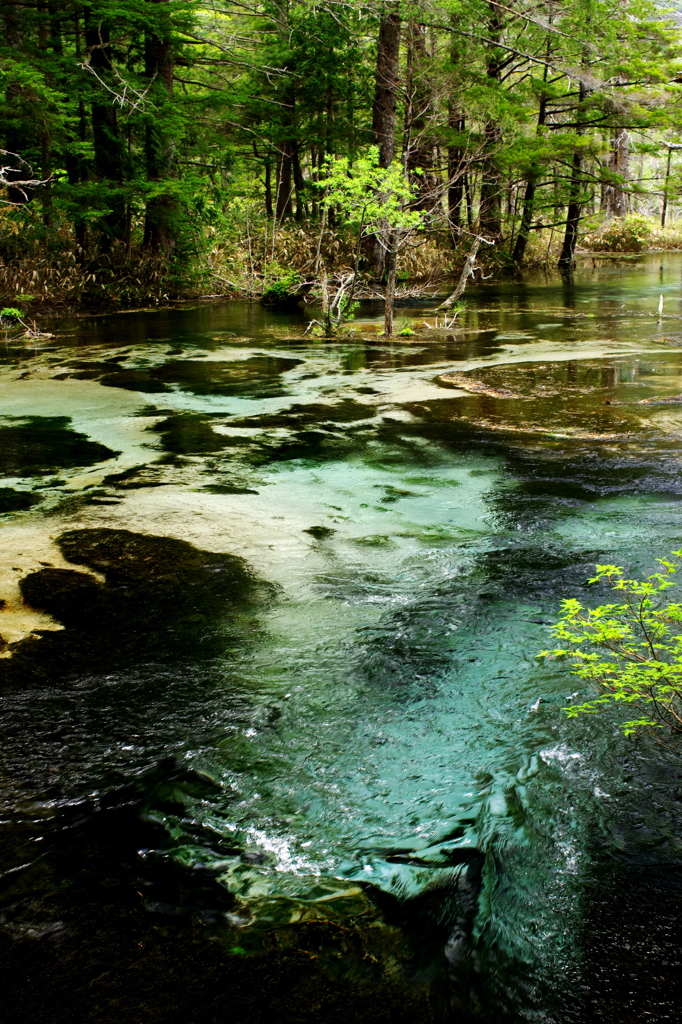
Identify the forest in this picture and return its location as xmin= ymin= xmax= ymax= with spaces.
xmin=6 ymin=4 xmax=682 ymax=1022
xmin=2 ymin=0 xmax=682 ymax=318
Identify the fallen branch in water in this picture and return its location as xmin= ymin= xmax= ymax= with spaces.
xmin=436 ymin=235 xmax=494 ymax=311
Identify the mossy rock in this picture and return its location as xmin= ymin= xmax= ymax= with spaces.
xmin=0 ymin=487 xmax=41 ymax=513
xmin=3 ymin=529 xmax=271 ymax=686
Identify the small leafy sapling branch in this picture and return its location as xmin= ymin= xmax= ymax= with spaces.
xmin=540 ymin=552 xmax=682 ymax=742
xmin=316 ymin=149 xmax=424 ymax=336
xmin=1 ymin=307 xmax=53 ymax=342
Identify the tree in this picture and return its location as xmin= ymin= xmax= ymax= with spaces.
xmin=318 ymin=147 xmax=423 ymax=335
xmin=143 ymin=0 xmax=178 ymax=251
xmin=372 ymin=0 xmax=401 ymax=168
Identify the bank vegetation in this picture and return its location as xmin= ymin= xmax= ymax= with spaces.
xmin=2 ymin=0 xmax=682 ymax=321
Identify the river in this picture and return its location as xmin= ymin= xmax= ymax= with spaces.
xmin=1 ymin=255 xmax=682 ymax=1023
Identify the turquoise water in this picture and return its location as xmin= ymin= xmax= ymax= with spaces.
xmin=2 ymin=256 xmax=682 ymax=1021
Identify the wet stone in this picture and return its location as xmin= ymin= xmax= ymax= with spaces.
xmin=159 ymin=356 xmax=303 ymax=398
xmin=198 ymin=484 xmax=259 ymax=495
xmin=150 ymin=414 xmax=233 ymax=455
xmin=304 ymin=526 xmax=336 ymax=540
xmin=97 ymin=368 xmax=172 ymax=392
xmin=230 ymin=399 xmax=373 ymax=430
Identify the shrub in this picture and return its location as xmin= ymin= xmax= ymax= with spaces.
xmin=540 ymin=552 xmax=682 ymax=742
xmin=0 ymin=307 xmax=23 ymax=321
xmin=583 ymin=214 xmax=653 ymax=253
xmin=262 ymin=262 xmax=301 ymax=298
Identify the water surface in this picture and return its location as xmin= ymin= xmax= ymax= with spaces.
xmin=2 ymin=256 xmax=682 ymax=1022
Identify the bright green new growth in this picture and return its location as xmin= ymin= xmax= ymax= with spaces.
xmin=540 ymin=552 xmax=682 ymax=741
xmin=319 ymin=150 xmax=424 ymax=241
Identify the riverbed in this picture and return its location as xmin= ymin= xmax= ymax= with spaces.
xmin=1 ymin=256 xmax=682 ymax=1023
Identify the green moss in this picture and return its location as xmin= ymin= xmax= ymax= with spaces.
xmin=0 ymin=416 xmax=119 ymax=477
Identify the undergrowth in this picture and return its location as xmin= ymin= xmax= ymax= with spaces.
xmin=582 ymin=214 xmax=682 ymax=253
xmin=3 ymin=205 xmax=681 ymax=315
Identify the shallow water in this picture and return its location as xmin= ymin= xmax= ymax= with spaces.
xmin=2 ymin=256 xmax=682 ymax=1022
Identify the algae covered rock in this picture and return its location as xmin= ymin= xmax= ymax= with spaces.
xmin=3 ymin=528 xmax=270 ymax=685
xmin=0 ymin=416 xmax=119 ymax=477
xmin=0 ymin=487 xmax=41 ymax=513
xmin=19 ymin=567 xmax=105 ymax=628
xmin=57 ymin=527 xmax=256 ymax=615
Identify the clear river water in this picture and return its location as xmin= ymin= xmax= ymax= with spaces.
xmin=1 ymin=255 xmax=682 ymax=1023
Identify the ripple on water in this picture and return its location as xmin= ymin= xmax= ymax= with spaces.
xmin=2 ymin=258 xmax=682 ymax=1020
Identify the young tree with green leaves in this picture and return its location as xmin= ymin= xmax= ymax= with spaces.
xmin=318 ymin=146 xmax=423 ymax=334
xmin=541 ymin=553 xmax=682 ymax=743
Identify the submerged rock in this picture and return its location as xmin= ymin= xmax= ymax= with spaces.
xmin=0 ymin=416 xmax=119 ymax=477
xmin=19 ymin=568 xmax=104 ymax=628
xmin=56 ymin=356 xmax=303 ymax=400
xmin=436 ymin=373 xmax=520 ymax=399
xmin=304 ymin=526 xmax=336 ymax=540
xmin=2 ymin=528 xmax=270 ymax=686
xmin=0 ymin=487 xmax=40 ymax=513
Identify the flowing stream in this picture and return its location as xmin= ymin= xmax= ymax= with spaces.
xmin=2 ymin=256 xmax=682 ymax=1022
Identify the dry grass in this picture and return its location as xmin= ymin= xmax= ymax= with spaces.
xmin=5 ymin=204 xmax=679 ymax=318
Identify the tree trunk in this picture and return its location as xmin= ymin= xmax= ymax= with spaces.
xmin=512 ymin=82 xmax=548 ymax=264
xmin=265 ymin=159 xmax=273 ymax=219
xmin=276 ymin=141 xmax=294 ymax=221
xmin=3 ymin=5 xmax=33 ymax=205
xmin=292 ymin=145 xmax=306 ymax=221
xmin=84 ymin=7 xmax=125 ymax=247
xmin=370 ymin=3 xmax=401 ymax=277
xmin=65 ymin=10 xmax=88 ymax=251
xmin=661 ymin=147 xmax=673 ymax=228
xmin=437 ymin=237 xmax=482 ymax=310
xmin=512 ymin=178 xmax=537 ymax=264
xmin=558 ymin=150 xmax=583 ymax=267
xmin=38 ymin=3 xmax=53 ymax=226
xmin=558 ymin=82 xmax=587 ymax=268
xmin=144 ymin=0 xmax=177 ymax=252
xmin=605 ymin=128 xmax=629 ymax=217
xmin=478 ymin=5 xmax=504 ymax=242
xmin=464 ymin=172 xmax=474 ymax=232
xmin=383 ymin=235 xmax=397 ymax=336
xmin=404 ymin=20 xmax=434 ymax=211
xmin=372 ymin=2 xmax=401 ymax=168
xmin=478 ymin=124 xmax=502 ymax=240
xmin=448 ymin=112 xmax=465 ymax=243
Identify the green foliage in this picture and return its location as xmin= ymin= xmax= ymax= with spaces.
xmin=319 ymin=149 xmax=424 ymax=242
xmin=260 ymin=264 xmax=302 ymax=301
xmin=395 ymin=317 xmax=415 ymax=336
xmin=0 ymin=308 xmax=23 ymax=321
xmin=1 ymin=0 xmax=681 ymax=301
xmin=583 ymin=214 xmax=655 ymax=253
xmin=540 ymin=552 xmax=682 ymax=741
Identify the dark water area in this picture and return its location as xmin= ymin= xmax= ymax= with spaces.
xmin=2 ymin=256 xmax=682 ymax=1022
